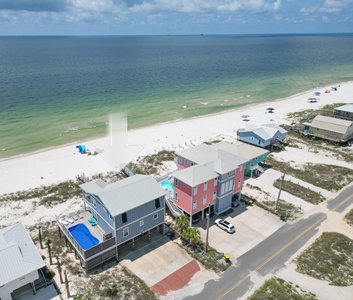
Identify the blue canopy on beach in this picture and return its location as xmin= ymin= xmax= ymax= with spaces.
xmin=314 ymin=92 xmax=321 ymax=96
xmin=76 ymin=145 xmax=86 ymax=154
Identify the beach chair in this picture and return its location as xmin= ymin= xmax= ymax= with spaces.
xmin=58 ymin=218 xmax=69 ymax=226
xmin=65 ymin=216 xmax=75 ymax=224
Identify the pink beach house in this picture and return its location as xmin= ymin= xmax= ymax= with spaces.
xmin=173 ymin=144 xmax=247 ymax=225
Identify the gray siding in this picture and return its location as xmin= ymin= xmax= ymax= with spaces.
xmin=84 ymin=194 xmax=115 ymax=234
xmin=215 ymin=173 xmax=233 ymax=214
xmin=239 ymin=132 xmax=270 ymax=148
xmin=115 ymin=196 xmax=165 ymax=245
xmin=116 ymin=207 xmax=164 ymax=245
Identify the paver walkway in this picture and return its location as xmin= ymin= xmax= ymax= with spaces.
xmin=152 ymin=260 xmax=200 ymax=297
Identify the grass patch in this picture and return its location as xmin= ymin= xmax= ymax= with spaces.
xmin=344 ymin=209 xmax=353 ymax=226
xmin=287 ymin=103 xmax=345 ymax=124
xmin=0 ymin=171 xmax=125 ymax=206
xmin=248 ymin=277 xmax=318 ymax=300
xmin=273 ymin=179 xmax=324 ymax=205
xmin=266 ymin=155 xmax=353 ymax=192
xmin=255 ymin=200 xmax=302 ymax=221
xmin=295 ymin=232 xmax=353 ymax=286
xmin=127 ymin=150 xmax=175 ymax=175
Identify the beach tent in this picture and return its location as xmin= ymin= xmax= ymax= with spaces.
xmin=76 ymin=145 xmax=86 ymax=154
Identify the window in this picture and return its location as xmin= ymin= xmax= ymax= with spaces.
xmin=153 ymin=213 xmax=158 ymax=220
xmin=103 ymin=207 xmax=107 ymax=213
xmin=221 ymin=184 xmax=225 ymax=195
xmin=122 ymin=212 xmax=127 ymax=223
xmin=155 ymin=198 xmax=160 ymax=208
xmin=178 ymin=156 xmax=182 ymax=163
xmin=213 ymin=191 xmax=217 ymax=200
xmin=240 ymin=164 xmax=243 ymax=171
xmin=214 ymin=178 xmax=217 ymax=186
xmin=109 ymin=214 xmax=113 ymax=221
xmin=123 ymin=227 xmax=129 ymax=237
xmin=193 ymin=186 xmax=198 ymax=196
xmin=203 ymin=196 xmax=207 ymax=205
xmin=92 ymin=197 xmax=96 ymax=208
xmin=238 ymin=180 xmax=241 ymax=188
xmin=204 ymin=182 xmax=208 ymax=191
xmin=258 ymin=139 xmax=261 ymax=145
xmin=184 ymin=159 xmax=188 ymax=167
xmin=175 ymin=178 xmax=179 ymax=187
xmin=175 ymin=192 xmax=179 ymax=201
xmin=140 ymin=220 xmax=144 ymax=226
xmin=193 ymin=200 xmax=197 ymax=210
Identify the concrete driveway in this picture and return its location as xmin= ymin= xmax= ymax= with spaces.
xmin=197 ymin=203 xmax=284 ymax=260
xmin=119 ymin=231 xmax=195 ymax=287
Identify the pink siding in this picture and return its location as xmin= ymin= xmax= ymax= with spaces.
xmin=175 ymin=177 xmax=217 ymax=214
xmin=233 ymin=164 xmax=245 ymax=193
xmin=176 ymin=155 xmax=197 ymax=171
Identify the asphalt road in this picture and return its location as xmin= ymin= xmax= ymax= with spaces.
xmin=326 ymin=184 xmax=353 ymax=213
xmin=187 ymin=183 xmax=353 ymax=300
xmin=186 ymin=212 xmax=326 ymax=300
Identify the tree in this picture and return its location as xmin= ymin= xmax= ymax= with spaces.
xmin=175 ymin=215 xmax=189 ymax=236
xmin=184 ymin=227 xmax=201 ymax=248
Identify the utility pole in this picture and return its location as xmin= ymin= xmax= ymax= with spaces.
xmin=205 ymin=204 xmax=211 ymax=253
xmin=275 ymin=171 xmax=285 ymax=211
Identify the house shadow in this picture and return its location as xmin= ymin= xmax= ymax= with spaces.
xmin=117 ymin=230 xmax=171 ymax=263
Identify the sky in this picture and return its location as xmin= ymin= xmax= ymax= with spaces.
xmin=0 ymin=0 xmax=352 ymax=35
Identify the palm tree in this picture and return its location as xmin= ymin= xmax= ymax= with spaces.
xmin=185 ymin=227 xmax=201 ymax=249
xmin=175 ymin=215 xmax=189 ymax=236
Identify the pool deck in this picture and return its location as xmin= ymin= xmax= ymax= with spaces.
xmin=59 ymin=210 xmax=106 ymax=243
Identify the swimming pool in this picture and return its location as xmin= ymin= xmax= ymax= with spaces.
xmin=161 ymin=181 xmax=174 ymax=192
xmin=68 ymin=223 xmax=99 ymax=250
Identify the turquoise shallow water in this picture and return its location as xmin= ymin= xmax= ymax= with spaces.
xmin=1 ymin=34 xmax=353 ymax=159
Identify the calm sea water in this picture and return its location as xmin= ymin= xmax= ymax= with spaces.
xmin=1 ymin=34 xmax=353 ymax=158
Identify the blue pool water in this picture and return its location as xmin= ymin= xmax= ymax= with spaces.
xmin=68 ymin=223 xmax=99 ymax=250
xmin=161 ymin=181 xmax=174 ymax=192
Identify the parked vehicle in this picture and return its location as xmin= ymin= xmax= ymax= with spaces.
xmin=232 ymin=199 xmax=240 ymax=207
xmin=192 ymin=213 xmax=200 ymax=224
xmin=214 ymin=219 xmax=235 ymax=233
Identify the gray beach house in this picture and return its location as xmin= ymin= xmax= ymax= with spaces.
xmin=57 ymin=174 xmax=167 ymax=272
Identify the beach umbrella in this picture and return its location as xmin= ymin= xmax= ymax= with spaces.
xmin=266 ymin=107 xmax=275 ymax=111
xmin=242 ymin=114 xmax=250 ymax=118
xmin=314 ymin=92 xmax=321 ymax=96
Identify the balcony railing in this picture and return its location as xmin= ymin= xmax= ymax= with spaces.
xmin=57 ymin=219 xmax=116 ymax=260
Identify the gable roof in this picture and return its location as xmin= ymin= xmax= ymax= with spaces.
xmin=213 ymin=141 xmax=270 ymax=161
xmin=240 ymin=123 xmax=287 ymax=140
xmin=173 ymin=162 xmax=218 ymax=187
xmin=177 ymin=144 xmax=247 ymax=174
xmin=80 ymin=175 xmax=166 ymax=216
xmin=334 ymin=104 xmax=353 ymax=113
xmin=311 ymin=115 xmax=353 ymax=134
xmin=0 ymin=223 xmax=45 ymax=286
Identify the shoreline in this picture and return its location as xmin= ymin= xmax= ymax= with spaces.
xmin=0 ymin=80 xmax=352 ymax=195
xmin=1 ymin=80 xmax=349 ymax=163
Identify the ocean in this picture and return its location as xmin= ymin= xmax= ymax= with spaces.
xmin=1 ymin=34 xmax=353 ymax=159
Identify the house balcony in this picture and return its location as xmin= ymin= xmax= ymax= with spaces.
xmin=301 ymin=130 xmax=343 ymax=142
xmin=56 ymin=210 xmax=116 ymax=271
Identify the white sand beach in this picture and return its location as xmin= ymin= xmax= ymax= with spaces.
xmin=1 ymin=81 xmax=352 ymax=197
